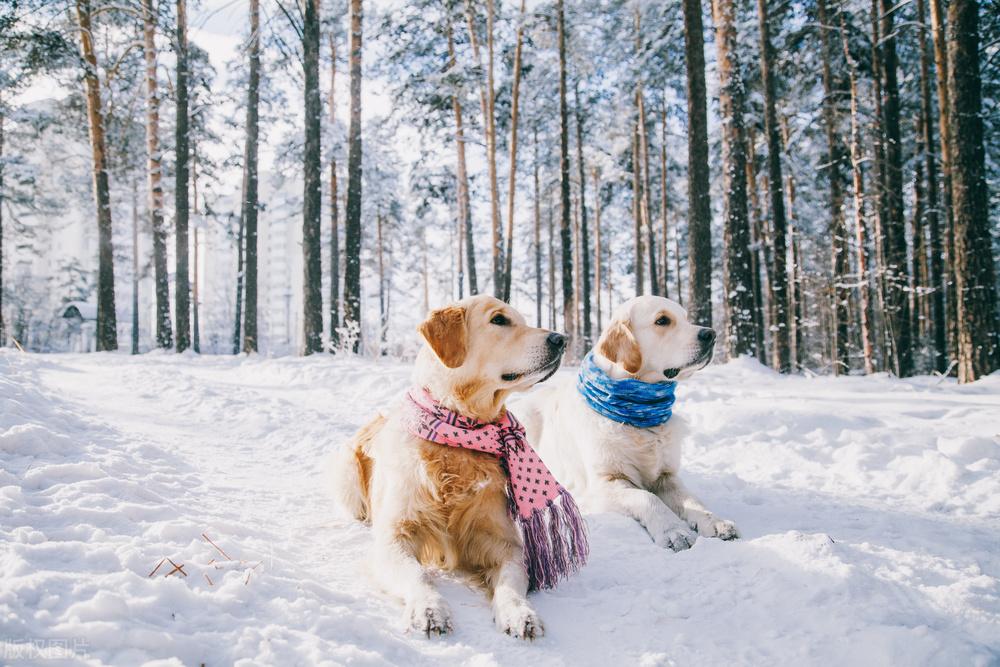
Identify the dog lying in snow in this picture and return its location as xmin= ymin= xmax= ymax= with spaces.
xmin=328 ymin=295 xmax=587 ymax=639
xmin=516 ymin=295 xmax=739 ymax=551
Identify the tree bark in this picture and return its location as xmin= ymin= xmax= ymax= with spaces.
xmin=745 ymin=129 xmax=766 ymax=361
xmin=574 ymin=82 xmax=592 ymax=347
xmin=878 ymin=0 xmax=913 ymax=376
xmin=174 ymin=0 xmax=191 ymax=352
xmin=557 ymin=0 xmax=574 ymax=343
xmin=534 ymin=129 xmax=542 ymax=327
xmin=328 ymin=32 xmax=340 ymax=350
xmin=446 ymin=17 xmax=477 ymax=296
xmin=659 ymin=100 xmax=671 ymax=300
xmin=464 ymin=0 xmax=503 ymax=297
xmin=242 ymin=0 xmax=260 ymax=353
xmin=192 ymin=140 xmax=200 ymax=353
xmin=593 ymin=168 xmax=602 ymax=332
xmin=755 ymin=0 xmax=790 ymax=370
xmin=929 ymin=0 xmax=958 ymax=366
xmin=631 ymin=122 xmax=644 ymax=297
xmin=712 ymin=0 xmax=756 ymax=357
xmin=682 ymin=0 xmax=712 ymax=326
xmin=947 ymin=0 xmax=999 ymax=381
xmin=916 ymin=0 xmax=946 ymax=372
xmin=77 ymin=0 xmax=117 ymax=351
xmin=131 ymin=178 xmax=139 ymax=354
xmin=815 ymin=0 xmax=849 ymax=374
xmin=302 ymin=0 xmax=324 ymax=355
xmin=839 ymin=6 xmax=875 ymax=374
xmin=141 ymin=0 xmax=171 ymax=349
xmin=634 ymin=7 xmax=657 ymax=299
xmin=343 ymin=0 xmax=364 ymax=351
xmin=501 ymin=0 xmax=526 ymax=302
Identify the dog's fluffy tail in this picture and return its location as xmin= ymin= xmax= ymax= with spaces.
xmin=326 ymin=414 xmax=383 ymax=522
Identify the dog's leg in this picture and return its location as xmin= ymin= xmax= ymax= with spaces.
xmin=597 ymin=476 xmax=695 ymax=551
xmin=656 ymin=473 xmax=739 ymax=540
xmin=486 ymin=557 xmax=543 ymax=639
xmin=371 ymin=531 xmax=452 ymax=637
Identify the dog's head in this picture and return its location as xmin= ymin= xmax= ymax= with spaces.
xmin=415 ymin=295 xmax=567 ymax=421
xmin=596 ymin=295 xmax=715 ymax=382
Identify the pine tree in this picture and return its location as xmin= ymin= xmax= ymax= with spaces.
xmin=343 ymin=0 xmax=364 ymax=351
xmin=302 ymin=0 xmax=324 ymax=355
xmin=141 ymin=0 xmax=172 ymax=349
xmin=557 ymin=0 xmax=575 ymax=343
xmin=175 ymin=0 xmax=191 ymax=352
xmin=755 ymin=0 xmax=790 ymax=370
xmin=76 ymin=0 xmax=117 ymax=351
xmin=328 ymin=32 xmax=341 ymax=351
xmin=682 ymin=0 xmax=712 ymax=326
xmin=947 ymin=0 xmax=999 ymax=381
xmin=712 ymin=0 xmax=756 ymax=356
xmin=241 ymin=0 xmax=260 ymax=353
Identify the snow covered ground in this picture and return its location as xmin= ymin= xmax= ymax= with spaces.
xmin=1 ymin=349 xmax=999 ymax=666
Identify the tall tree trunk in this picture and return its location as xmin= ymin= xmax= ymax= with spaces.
xmin=192 ymin=140 xmax=200 ymax=353
xmin=76 ymin=0 xmax=117 ymax=351
xmin=328 ymin=32 xmax=340 ymax=350
xmin=839 ymin=6 xmax=875 ymax=374
xmin=174 ymin=0 xmax=191 ymax=352
xmin=376 ymin=211 xmax=386 ymax=348
xmin=634 ymin=7 xmax=657 ymax=299
xmin=446 ymin=17 xmax=477 ymax=296
xmin=593 ymin=168 xmax=602 ymax=331
xmin=141 ymin=0 xmax=171 ymax=349
xmin=755 ymin=0 xmax=790 ymax=369
xmin=929 ymin=0 xmax=958 ymax=367
xmin=659 ymin=100 xmax=671 ymax=300
xmin=911 ymin=135 xmax=929 ymax=350
xmin=712 ymin=0 xmax=756 ymax=357
xmin=131 ymin=178 xmax=139 ymax=354
xmin=343 ymin=0 xmax=364 ymax=351
xmin=869 ymin=0 xmax=891 ymax=372
xmin=232 ymin=184 xmax=245 ymax=354
xmin=631 ymin=122 xmax=644 ymax=296
xmin=574 ymin=82 xmax=592 ymax=347
xmin=948 ymin=0 xmax=999 ymax=382
xmin=745 ymin=130 xmax=766 ymax=361
xmin=916 ymin=0 xmax=946 ymax=373
xmin=242 ymin=0 xmax=260 ymax=353
xmin=464 ymin=0 xmax=503 ymax=297
xmin=534 ymin=130 xmax=542 ymax=326
xmin=0 ymin=103 xmax=4 ymax=345
xmin=816 ymin=0 xmax=849 ymax=374
xmin=501 ymin=0 xmax=526 ymax=302
xmin=302 ymin=0 xmax=324 ymax=355
xmin=682 ymin=0 xmax=712 ymax=326
xmin=878 ymin=0 xmax=913 ymax=376
xmin=548 ymin=193 xmax=556 ymax=330
xmin=556 ymin=0 xmax=575 ymax=343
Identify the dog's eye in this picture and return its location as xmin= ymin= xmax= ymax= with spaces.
xmin=490 ymin=313 xmax=510 ymax=326
xmin=655 ymin=315 xmax=672 ymax=326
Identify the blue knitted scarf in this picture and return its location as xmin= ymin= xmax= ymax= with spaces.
xmin=576 ymin=352 xmax=676 ymax=428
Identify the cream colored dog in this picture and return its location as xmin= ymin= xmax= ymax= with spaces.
xmin=516 ymin=295 xmax=739 ymax=551
xmin=328 ymin=295 xmax=566 ymax=638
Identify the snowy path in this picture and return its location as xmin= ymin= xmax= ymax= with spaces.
xmin=2 ymin=350 xmax=999 ymax=666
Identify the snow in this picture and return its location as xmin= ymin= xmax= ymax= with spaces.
xmin=1 ymin=349 xmax=999 ymax=666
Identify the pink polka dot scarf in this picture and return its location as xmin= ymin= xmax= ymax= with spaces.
xmin=401 ymin=387 xmax=589 ymax=591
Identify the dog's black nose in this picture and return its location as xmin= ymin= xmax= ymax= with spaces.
xmin=698 ymin=328 xmax=716 ymax=345
xmin=547 ymin=332 xmax=567 ymax=350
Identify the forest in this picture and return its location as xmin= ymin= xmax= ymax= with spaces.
xmin=1 ymin=0 xmax=998 ymax=382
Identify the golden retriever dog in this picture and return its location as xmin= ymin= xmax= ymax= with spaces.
xmin=516 ymin=295 xmax=739 ymax=551
xmin=328 ymin=295 xmax=567 ymax=638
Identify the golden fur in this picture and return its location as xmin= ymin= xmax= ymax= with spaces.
xmin=332 ymin=294 xmax=565 ymax=638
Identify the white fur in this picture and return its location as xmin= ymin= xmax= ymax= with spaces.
xmin=516 ymin=296 xmax=739 ymax=551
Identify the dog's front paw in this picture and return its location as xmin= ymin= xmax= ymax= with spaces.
xmin=697 ymin=516 xmax=740 ymax=540
xmin=406 ymin=594 xmax=452 ymax=637
xmin=494 ymin=602 xmax=544 ymax=640
xmin=654 ymin=523 xmax=695 ymax=551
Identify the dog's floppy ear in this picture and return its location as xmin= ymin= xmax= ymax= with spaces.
xmin=418 ymin=305 xmax=467 ymax=368
xmin=598 ymin=319 xmax=642 ymax=374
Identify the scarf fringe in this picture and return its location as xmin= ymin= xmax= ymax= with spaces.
xmin=520 ymin=491 xmax=589 ymax=591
